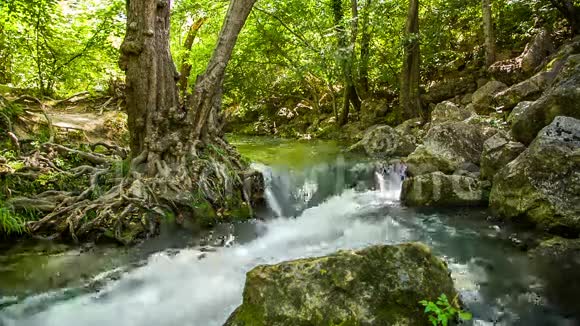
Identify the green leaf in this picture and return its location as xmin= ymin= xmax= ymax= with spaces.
xmin=459 ymin=312 xmax=473 ymax=321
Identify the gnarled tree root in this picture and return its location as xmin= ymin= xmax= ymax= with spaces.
xmin=16 ymin=138 xmax=258 ymax=245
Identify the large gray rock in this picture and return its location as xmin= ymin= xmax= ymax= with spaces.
xmin=395 ymin=118 xmax=425 ymax=145
xmin=490 ymin=116 xmax=580 ymax=235
xmin=512 ymin=54 xmax=580 ymax=144
xmin=225 ymin=243 xmax=457 ymax=326
xmin=360 ymin=98 xmax=390 ymax=125
xmin=349 ymin=125 xmax=416 ymax=158
xmin=402 ymin=172 xmax=488 ymax=207
xmin=520 ymin=28 xmax=555 ymax=73
xmin=480 ymin=132 xmax=526 ymax=180
xmin=423 ymin=77 xmax=477 ymax=104
xmin=507 ymin=101 xmax=534 ymax=125
xmin=488 ymin=29 xmax=556 ymax=85
xmin=431 ymin=101 xmax=472 ymax=124
xmin=405 ymin=122 xmax=486 ymax=176
xmin=472 ymin=81 xmax=508 ymax=114
xmin=494 ymin=71 xmax=554 ymax=110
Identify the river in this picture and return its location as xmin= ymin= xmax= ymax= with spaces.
xmin=0 ymin=136 xmax=578 ymax=325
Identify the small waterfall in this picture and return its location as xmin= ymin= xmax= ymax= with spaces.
xmin=251 ymin=163 xmax=284 ymax=218
xmin=253 ymin=160 xmax=404 ymax=219
xmin=374 ymin=162 xmax=406 ymax=201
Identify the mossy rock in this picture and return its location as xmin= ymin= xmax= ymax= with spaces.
xmin=511 ymin=54 xmax=580 ymax=145
xmin=404 ymin=121 xmax=486 ymax=176
xmin=402 ymin=172 xmax=489 ymax=207
xmin=490 ymin=116 xmax=580 ymax=236
xmin=225 ymin=243 xmax=456 ymax=326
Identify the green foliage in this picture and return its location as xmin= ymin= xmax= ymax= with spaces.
xmin=419 ymin=294 xmax=472 ymax=326
xmin=0 ymin=205 xmax=26 ymax=236
xmin=0 ymin=0 xmax=125 ymax=96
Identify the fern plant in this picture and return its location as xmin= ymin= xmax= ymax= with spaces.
xmin=419 ymin=294 xmax=472 ymax=326
xmin=0 ymin=206 xmax=26 ymax=235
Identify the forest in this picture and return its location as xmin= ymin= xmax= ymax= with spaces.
xmin=0 ymin=0 xmax=580 ymax=325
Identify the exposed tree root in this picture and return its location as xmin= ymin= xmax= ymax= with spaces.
xmin=4 ymin=135 xmax=258 ymax=245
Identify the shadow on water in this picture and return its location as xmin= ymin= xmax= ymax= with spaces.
xmin=1 ymin=135 xmax=579 ymax=326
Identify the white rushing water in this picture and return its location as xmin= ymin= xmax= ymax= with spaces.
xmin=2 ymin=165 xmax=411 ymax=326
xmin=2 ymin=159 xmax=577 ymax=326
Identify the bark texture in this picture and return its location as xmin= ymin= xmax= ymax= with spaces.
xmin=359 ymin=0 xmax=373 ymax=96
xmin=23 ymin=0 xmax=258 ymax=243
xmin=482 ymin=0 xmax=496 ymax=67
xmin=400 ymin=0 xmax=421 ymax=121
xmin=120 ymin=0 xmax=256 ymax=176
xmin=333 ymin=0 xmax=361 ymax=126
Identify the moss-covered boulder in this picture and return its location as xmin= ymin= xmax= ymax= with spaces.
xmin=480 ymin=131 xmax=526 ymax=180
xmin=506 ymin=101 xmax=533 ymax=125
xmin=490 ymin=116 xmax=580 ymax=236
xmin=401 ymin=172 xmax=488 ymax=207
xmin=405 ymin=122 xmax=486 ymax=176
xmin=430 ymin=101 xmax=472 ymax=125
xmin=471 ymin=80 xmax=507 ymax=114
xmin=224 ymin=243 xmax=457 ymax=326
xmin=494 ymin=71 xmax=553 ymax=110
xmin=360 ymin=98 xmax=390 ymax=125
xmin=349 ymin=125 xmax=416 ymax=158
xmin=511 ymin=54 xmax=580 ymax=145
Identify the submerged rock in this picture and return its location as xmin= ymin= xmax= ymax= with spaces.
xmin=529 ymin=237 xmax=580 ymax=317
xmin=225 ymin=243 xmax=456 ymax=326
xmin=401 ymin=172 xmax=488 ymax=207
xmin=405 ymin=121 xmax=485 ymax=176
xmin=480 ymin=131 xmax=526 ymax=180
xmin=490 ymin=116 xmax=580 ymax=236
xmin=349 ymin=125 xmax=416 ymax=158
xmin=511 ymin=54 xmax=580 ymax=144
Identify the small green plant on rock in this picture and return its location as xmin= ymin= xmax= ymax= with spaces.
xmin=419 ymin=294 xmax=472 ymax=326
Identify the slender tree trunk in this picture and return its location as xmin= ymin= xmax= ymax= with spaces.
xmin=482 ymin=0 xmax=496 ymax=67
xmin=359 ymin=0 xmax=372 ymax=96
xmin=333 ymin=0 xmax=361 ymax=126
xmin=179 ymin=17 xmax=208 ymax=97
xmin=188 ymin=0 xmax=257 ymax=140
xmin=399 ymin=0 xmax=421 ymax=121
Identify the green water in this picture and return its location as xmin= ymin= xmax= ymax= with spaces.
xmin=227 ymin=134 xmax=354 ymax=169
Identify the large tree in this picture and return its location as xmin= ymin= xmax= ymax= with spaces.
xmin=28 ymin=0 xmax=258 ymax=241
xmin=399 ymin=0 xmax=421 ymax=121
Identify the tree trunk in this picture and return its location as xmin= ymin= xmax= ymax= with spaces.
xmin=188 ymin=0 xmax=257 ymax=140
xmin=179 ymin=17 xmax=208 ymax=97
xmin=399 ymin=0 xmax=421 ymax=121
xmin=333 ymin=0 xmax=361 ymax=126
xmin=359 ymin=0 xmax=372 ymax=96
xmin=24 ymin=0 xmax=259 ymax=242
xmin=482 ymin=0 xmax=496 ymax=67
xmin=120 ymin=0 xmax=255 ymax=175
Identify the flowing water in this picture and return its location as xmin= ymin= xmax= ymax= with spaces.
xmin=1 ymin=136 xmax=579 ymax=326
